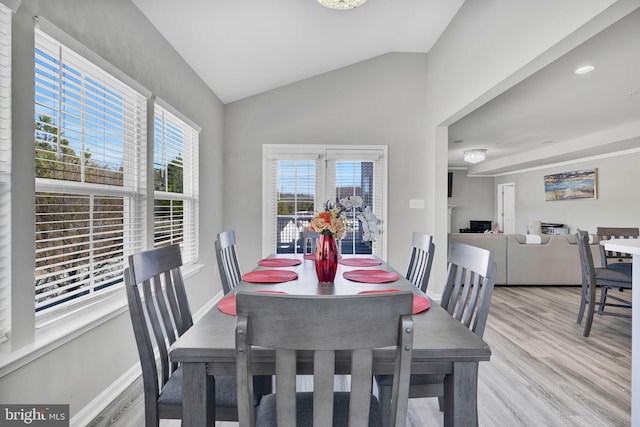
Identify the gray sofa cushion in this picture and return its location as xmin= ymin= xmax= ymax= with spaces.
xmin=449 ymin=233 xmax=507 ymax=285
xmin=512 ymin=234 xmax=551 ymax=244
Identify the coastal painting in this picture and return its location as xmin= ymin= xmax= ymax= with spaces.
xmin=544 ymin=169 xmax=598 ymax=201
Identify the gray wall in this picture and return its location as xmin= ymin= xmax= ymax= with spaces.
xmin=423 ymin=0 xmax=622 ymax=293
xmin=448 ymin=149 xmax=640 ymax=236
xmin=495 ymin=151 xmax=640 ymax=234
xmin=224 ymin=53 xmax=430 ymax=272
xmin=448 ymin=171 xmax=495 ymax=233
xmin=3 ymin=0 xmax=224 ymax=418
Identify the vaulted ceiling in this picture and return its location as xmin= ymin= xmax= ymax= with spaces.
xmin=133 ymin=1 xmax=640 ymax=174
xmin=131 ymin=0 xmax=464 ymax=103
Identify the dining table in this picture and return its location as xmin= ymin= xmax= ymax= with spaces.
xmin=169 ymin=253 xmax=491 ymax=427
xmin=602 ymin=239 xmax=640 ymax=425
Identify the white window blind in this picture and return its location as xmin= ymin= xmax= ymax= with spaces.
xmin=326 ymin=149 xmax=384 ymax=257
xmin=34 ymin=28 xmax=148 ymax=315
xmin=0 ymin=1 xmax=13 ymax=346
xmin=153 ymin=100 xmax=200 ymax=264
xmin=263 ymin=145 xmax=387 ymax=259
xmin=271 ymin=158 xmax=317 ymax=254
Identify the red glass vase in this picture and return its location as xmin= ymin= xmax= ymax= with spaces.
xmin=315 ymin=233 xmax=338 ymax=283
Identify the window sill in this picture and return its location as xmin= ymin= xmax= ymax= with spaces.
xmin=0 ymin=262 xmax=205 ymax=378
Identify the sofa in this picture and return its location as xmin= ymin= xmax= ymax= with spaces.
xmin=449 ymin=233 xmax=602 ymax=285
xmin=448 ymin=233 xmax=508 ymax=284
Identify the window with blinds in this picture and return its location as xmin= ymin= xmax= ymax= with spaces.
xmin=263 ymin=145 xmax=387 ymax=259
xmin=275 ymin=159 xmax=316 ymax=253
xmin=34 ymin=28 xmax=147 ymax=314
xmin=332 ymin=160 xmax=376 ymax=255
xmin=153 ymin=101 xmax=200 ymax=263
xmin=0 ymin=2 xmax=12 ymax=346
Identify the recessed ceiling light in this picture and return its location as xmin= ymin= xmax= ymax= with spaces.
xmin=574 ymin=65 xmax=596 ymax=75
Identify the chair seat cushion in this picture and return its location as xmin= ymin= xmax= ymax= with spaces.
xmin=595 ymin=266 xmax=632 ymax=284
xmin=605 ymin=263 xmax=632 ymax=275
xmin=157 ymin=366 xmax=239 ymax=408
xmin=255 ymin=391 xmax=382 ymax=427
xmin=375 ymin=373 xmax=445 ymax=387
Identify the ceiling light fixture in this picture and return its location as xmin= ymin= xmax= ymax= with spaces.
xmin=463 ymin=149 xmax=487 ymax=164
xmin=574 ymin=65 xmax=595 ymax=75
xmin=317 ymin=0 xmax=368 ymax=10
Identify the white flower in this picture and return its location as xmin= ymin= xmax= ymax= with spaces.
xmin=357 ymin=206 xmax=379 ymax=242
xmin=339 ymin=195 xmax=363 ymax=210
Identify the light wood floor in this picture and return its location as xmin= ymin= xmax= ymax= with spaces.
xmin=87 ymin=286 xmax=631 ymax=427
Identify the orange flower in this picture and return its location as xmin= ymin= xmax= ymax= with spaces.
xmin=309 ymin=205 xmax=347 ymax=238
xmin=318 ymin=211 xmax=332 ymax=222
xmin=310 ymin=217 xmax=330 ymax=233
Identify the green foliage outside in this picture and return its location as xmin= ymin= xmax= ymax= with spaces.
xmin=277 ymin=194 xmax=314 ymax=215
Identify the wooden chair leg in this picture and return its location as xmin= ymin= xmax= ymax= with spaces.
xmin=577 ymin=288 xmax=587 ymax=325
xmin=377 ymin=381 xmax=393 ymax=427
xmin=598 ymin=287 xmax=608 ymax=313
xmin=583 ymin=296 xmax=596 ymax=337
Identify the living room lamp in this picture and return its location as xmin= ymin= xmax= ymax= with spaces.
xmin=463 ymin=149 xmax=487 ymax=164
xmin=317 ymin=0 xmax=368 ymax=10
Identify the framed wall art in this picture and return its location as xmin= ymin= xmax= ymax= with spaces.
xmin=544 ymin=168 xmax=598 ymax=201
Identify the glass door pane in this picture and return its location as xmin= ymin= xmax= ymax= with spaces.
xmin=276 ymin=160 xmax=315 ymax=253
xmin=335 ymin=160 xmax=374 ymax=255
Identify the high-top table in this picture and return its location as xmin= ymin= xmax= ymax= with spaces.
xmin=602 ymin=239 xmax=640 ymax=425
xmin=170 ymin=254 xmax=491 ymax=426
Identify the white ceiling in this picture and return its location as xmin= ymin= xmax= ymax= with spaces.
xmin=449 ymin=8 xmax=640 ymax=175
xmin=132 ymin=1 xmax=640 ymax=175
xmin=131 ymin=0 xmax=464 ymax=103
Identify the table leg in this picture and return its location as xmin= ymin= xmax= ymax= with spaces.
xmin=443 ymin=361 xmax=478 ymax=427
xmin=632 ymin=254 xmax=639 ymax=426
xmin=182 ymin=362 xmax=215 ymax=427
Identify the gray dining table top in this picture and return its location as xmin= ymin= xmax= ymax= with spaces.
xmin=170 ymin=253 xmax=491 ymax=373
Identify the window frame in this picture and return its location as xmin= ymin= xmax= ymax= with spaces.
xmin=33 ymin=19 xmax=150 ymax=323
xmin=153 ymin=98 xmax=200 ymax=265
xmin=0 ymin=0 xmax=15 ymax=349
xmin=262 ymin=144 xmax=388 ymax=260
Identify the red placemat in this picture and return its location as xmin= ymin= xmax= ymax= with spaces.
xmin=242 ymin=269 xmax=298 ymax=283
xmin=358 ymin=289 xmax=431 ymax=314
xmin=218 ymin=291 xmax=288 ymax=316
xmin=343 ymin=269 xmax=399 ymax=283
xmin=258 ymin=258 xmax=302 ymax=267
xmin=338 ymin=258 xmax=381 ymax=267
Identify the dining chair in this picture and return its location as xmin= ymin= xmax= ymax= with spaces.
xmin=376 ymin=241 xmax=497 ymax=426
xmin=124 ymin=244 xmax=240 ymax=426
xmin=596 ymin=226 xmax=638 ymax=274
xmin=405 ymin=232 xmax=435 ymax=293
xmin=215 ymin=229 xmax=242 ymax=294
xmin=302 ymin=227 xmax=319 ymax=255
xmin=235 ymin=290 xmax=414 ymax=427
xmin=576 ymin=229 xmax=632 ymax=337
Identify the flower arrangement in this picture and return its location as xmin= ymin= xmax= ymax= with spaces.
xmin=309 ymin=200 xmax=347 ymax=239
xmin=309 ymin=196 xmax=380 ymax=242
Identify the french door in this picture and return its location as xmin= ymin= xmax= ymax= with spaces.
xmin=263 ymin=145 xmax=387 ymax=259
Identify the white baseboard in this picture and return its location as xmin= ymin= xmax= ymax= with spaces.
xmin=70 ymin=292 xmax=224 ymax=426
xmin=70 ymin=362 xmax=141 ymax=427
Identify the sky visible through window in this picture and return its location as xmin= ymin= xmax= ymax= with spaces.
xmin=277 ymin=160 xmax=362 ymax=198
